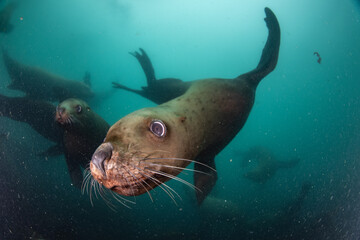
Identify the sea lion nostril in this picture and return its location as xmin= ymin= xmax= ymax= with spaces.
xmin=57 ymin=106 xmax=65 ymax=115
xmin=91 ymin=142 xmax=113 ymax=176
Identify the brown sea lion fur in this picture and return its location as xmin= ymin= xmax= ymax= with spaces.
xmin=90 ymin=7 xmax=281 ymax=204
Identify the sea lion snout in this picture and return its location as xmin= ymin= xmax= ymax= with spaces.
xmin=56 ymin=106 xmax=65 ymax=115
xmin=91 ymin=142 xmax=113 ymax=177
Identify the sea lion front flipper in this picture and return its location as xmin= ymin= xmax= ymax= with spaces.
xmin=65 ymin=155 xmax=83 ymax=189
xmin=194 ymin=156 xmax=218 ymax=205
xmin=112 ymin=82 xmax=145 ymax=96
xmin=236 ymin=7 xmax=281 ymax=88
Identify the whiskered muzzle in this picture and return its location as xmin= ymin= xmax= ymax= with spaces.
xmin=91 ymin=142 xmax=113 ymax=177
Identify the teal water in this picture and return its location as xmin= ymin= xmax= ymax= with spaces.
xmin=1 ymin=0 xmax=360 ymax=239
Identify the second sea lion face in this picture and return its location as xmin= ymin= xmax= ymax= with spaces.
xmin=55 ymin=98 xmax=91 ymax=128
xmin=90 ymin=107 xmax=193 ymax=196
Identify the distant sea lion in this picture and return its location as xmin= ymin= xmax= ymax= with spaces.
xmin=3 ymin=51 xmax=94 ymax=102
xmin=313 ymin=52 xmax=321 ymax=64
xmin=112 ymin=48 xmax=190 ymax=104
xmin=0 ymin=94 xmax=64 ymax=155
xmin=56 ymin=98 xmax=109 ymax=188
xmin=241 ymin=146 xmax=300 ymax=184
xmin=90 ymin=7 xmax=281 ymax=204
xmin=0 ymin=2 xmax=17 ymax=33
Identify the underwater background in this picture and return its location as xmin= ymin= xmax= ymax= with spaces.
xmin=1 ymin=0 xmax=360 ymax=239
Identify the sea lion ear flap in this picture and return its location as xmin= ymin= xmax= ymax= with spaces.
xmin=194 ymin=156 xmax=217 ymax=205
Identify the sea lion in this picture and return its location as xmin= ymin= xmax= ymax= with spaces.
xmin=2 ymin=50 xmax=94 ymax=102
xmin=241 ymin=146 xmax=300 ymax=184
xmin=90 ymin=7 xmax=281 ymax=204
xmin=112 ymin=48 xmax=190 ymax=104
xmin=0 ymin=2 xmax=17 ymax=33
xmin=314 ymin=51 xmax=322 ymax=64
xmin=56 ymin=98 xmax=110 ymax=188
xmin=0 ymin=94 xmax=64 ymax=155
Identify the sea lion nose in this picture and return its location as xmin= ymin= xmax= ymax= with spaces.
xmin=91 ymin=142 xmax=113 ymax=176
xmin=56 ymin=106 xmax=65 ymax=115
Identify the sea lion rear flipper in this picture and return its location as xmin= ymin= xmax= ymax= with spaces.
xmin=236 ymin=7 xmax=281 ymax=88
xmin=194 ymin=156 xmax=218 ymax=205
xmin=112 ymin=82 xmax=145 ymax=95
xmin=38 ymin=144 xmax=64 ymax=157
xmin=130 ymin=48 xmax=157 ymax=87
xmin=65 ymin=156 xmax=83 ymax=189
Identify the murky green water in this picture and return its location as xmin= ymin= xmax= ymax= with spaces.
xmin=1 ymin=0 xmax=360 ymax=239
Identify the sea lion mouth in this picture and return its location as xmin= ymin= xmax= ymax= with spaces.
xmin=55 ymin=106 xmax=73 ymax=125
xmin=90 ymin=143 xmax=186 ymax=196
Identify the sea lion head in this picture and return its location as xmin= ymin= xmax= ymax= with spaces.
xmin=90 ymin=106 xmax=193 ymax=196
xmin=55 ymin=98 xmax=92 ymax=130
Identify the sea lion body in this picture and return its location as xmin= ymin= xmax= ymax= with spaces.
xmin=0 ymin=94 xmax=64 ymax=155
xmin=3 ymin=51 xmax=94 ymax=102
xmin=91 ymin=7 xmax=280 ymax=204
xmin=56 ymin=98 xmax=109 ymax=188
xmin=242 ymin=146 xmax=300 ymax=184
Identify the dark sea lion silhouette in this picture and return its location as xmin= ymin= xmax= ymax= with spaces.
xmin=91 ymin=7 xmax=281 ymax=204
xmin=241 ymin=146 xmax=300 ymax=184
xmin=314 ymin=52 xmax=322 ymax=64
xmin=112 ymin=48 xmax=190 ymax=104
xmin=2 ymin=50 xmax=94 ymax=102
xmin=0 ymin=95 xmax=109 ymax=187
xmin=56 ymin=98 xmax=109 ymax=188
xmin=0 ymin=2 xmax=17 ymax=33
xmin=0 ymin=94 xmax=64 ymax=155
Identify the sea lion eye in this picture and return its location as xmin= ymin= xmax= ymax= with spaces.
xmin=150 ymin=120 xmax=166 ymax=138
xmin=76 ymin=105 xmax=82 ymax=113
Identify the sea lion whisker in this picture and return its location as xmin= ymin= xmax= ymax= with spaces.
xmin=130 ymin=163 xmax=181 ymax=203
xmin=98 ymin=185 xmax=119 ymax=211
xmin=137 ymin=167 xmax=182 ymax=201
xmin=107 ymin=190 xmax=133 ymax=209
xmin=81 ymin=168 xmax=92 ymax=194
xmin=147 ymin=169 xmax=201 ymax=193
xmin=131 ymin=163 xmax=182 ymax=202
xmin=85 ymin=170 xmax=94 ymax=195
xmin=98 ymin=185 xmax=115 ymax=210
xmin=68 ymin=116 xmax=74 ymax=125
xmin=145 ymin=162 xmax=212 ymax=176
xmin=143 ymin=157 xmax=216 ymax=172
xmin=122 ymin=163 xmax=154 ymax=203
xmin=93 ymin=179 xmax=100 ymax=200
xmin=141 ymin=171 xmax=178 ymax=206
xmin=82 ymin=174 xmax=90 ymax=195
xmin=89 ymin=178 xmax=95 ymax=206
xmin=144 ymin=174 xmax=181 ymax=204
xmin=109 ymin=189 xmax=136 ymax=206
xmin=118 ymin=163 xmax=137 ymax=202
